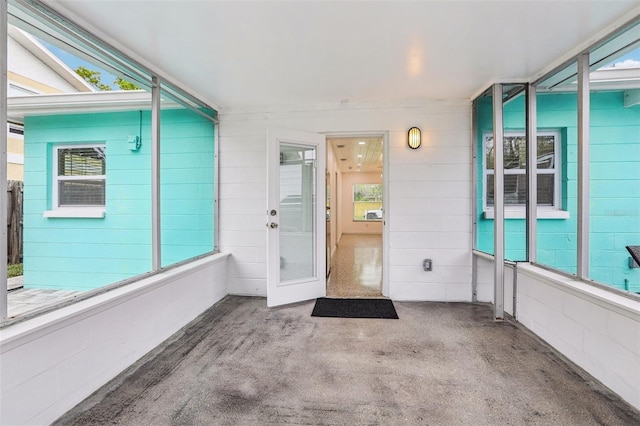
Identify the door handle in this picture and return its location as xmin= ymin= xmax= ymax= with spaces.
xmin=269 ymin=222 xmax=278 ymax=229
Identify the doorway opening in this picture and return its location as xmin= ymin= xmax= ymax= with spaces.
xmin=325 ymin=134 xmax=386 ymax=298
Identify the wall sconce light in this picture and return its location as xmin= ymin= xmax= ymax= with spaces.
xmin=408 ymin=127 xmax=421 ymax=149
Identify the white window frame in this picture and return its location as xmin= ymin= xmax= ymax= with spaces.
xmin=483 ymin=130 xmax=568 ymax=219
xmin=45 ymin=143 xmax=106 ymax=218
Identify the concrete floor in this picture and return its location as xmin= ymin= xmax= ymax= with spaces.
xmin=55 ymin=296 xmax=639 ymax=425
xmin=327 ymin=234 xmax=382 ymax=298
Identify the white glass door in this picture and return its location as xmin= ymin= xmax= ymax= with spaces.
xmin=267 ymin=128 xmax=326 ymax=307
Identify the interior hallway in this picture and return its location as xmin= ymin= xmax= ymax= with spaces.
xmin=54 ymin=296 xmax=640 ymax=425
xmin=326 ymin=234 xmax=382 ymax=298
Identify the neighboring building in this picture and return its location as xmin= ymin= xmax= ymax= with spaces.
xmin=476 ymin=70 xmax=640 ymax=292
xmin=6 ymin=24 xmax=93 ymax=180
xmin=8 ymin=91 xmax=215 ymax=291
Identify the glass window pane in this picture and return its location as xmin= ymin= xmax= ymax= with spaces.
xmin=58 ymin=180 xmax=105 ymax=206
xmin=7 ymin=17 xmax=154 ymax=318
xmin=486 ymin=174 xmax=553 ymax=207
xmin=160 ymin=88 xmax=216 ymax=268
xmin=504 ymin=136 xmax=526 ymax=170
xmin=537 ymin=135 xmax=555 ymax=169
xmin=279 ymin=144 xmax=316 ymax=282
xmin=485 ymin=135 xmax=495 ymax=170
xmin=475 ymin=90 xmax=494 ymax=255
xmin=58 ymin=147 xmax=106 ymax=176
xmin=353 ymin=183 xmax=382 ymax=221
xmin=504 ymin=174 xmax=527 ymax=205
xmin=536 ymin=65 xmax=578 ymax=276
xmin=537 ymin=175 xmax=554 ymax=206
xmin=589 ymin=29 xmax=640 ymax=292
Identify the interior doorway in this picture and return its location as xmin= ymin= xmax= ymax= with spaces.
xmin=325 ymin=134 xmax=385 ymax=298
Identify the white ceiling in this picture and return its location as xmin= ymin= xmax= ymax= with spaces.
xmin=48 ymin=1 xmax=640 ymax=110
xmin=329 ymin=136 xmax=383 ymax=174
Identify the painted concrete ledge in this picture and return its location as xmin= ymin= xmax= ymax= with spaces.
xmin=0 ymin=253 xmax=230 ymax=349
xmin=518 ymin=263 xmax=640 ymax=320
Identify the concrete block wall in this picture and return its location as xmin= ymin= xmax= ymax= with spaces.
xmin=218 ymin=101 xmax=473 ymax=301
xmin=0 ymin=254 xmax=229 ymax=426
xmin=517 ymin=263 xmax=640 ymax=410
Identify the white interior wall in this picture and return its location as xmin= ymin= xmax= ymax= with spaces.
xmin=516 ymin=263 xmax=640 ymax=411
xmin=336 ymin=169 xmax=343 ymax=243
xmin=0 ymin=254 xmax=229 ymax=426
xmin=219 ymin=101 xmax=473 ymax=300
xmin=340 ymin=171 xmax=383 ymax=235
xmin=326 ymin=141 xmax=339 ymax=256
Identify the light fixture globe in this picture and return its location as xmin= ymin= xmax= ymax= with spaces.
xmin=408 ymin=127 xmax=421 ymax=149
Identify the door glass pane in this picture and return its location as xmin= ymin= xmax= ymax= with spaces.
xmin=279 ymin=144 xmax=316 ymax=282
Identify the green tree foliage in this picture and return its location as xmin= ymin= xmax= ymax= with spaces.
xmin=115 ymin=77 xmax=140 ymax=91
xmin=354 ymin=184 xmax=382 ymax=202
xmin=75 ymin=66 xmax=140 ymax=91
xmin=75 ymin=66 xmax=112 ymax=91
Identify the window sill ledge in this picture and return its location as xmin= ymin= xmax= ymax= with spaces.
xmin=483 ymin=210 xmax=570 ymax=220
xmin=44 ymin=208 xmax=105 ymax=219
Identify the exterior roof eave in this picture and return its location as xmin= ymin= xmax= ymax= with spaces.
xmin=7 ymin=90 xmax=158 ymax=121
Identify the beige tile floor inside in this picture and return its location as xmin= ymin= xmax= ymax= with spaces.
xmin=326 ymin=233 xmax=382 ymax=298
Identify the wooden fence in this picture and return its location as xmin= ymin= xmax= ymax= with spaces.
xmin=7 ymin=180 xmax=23 ymax=264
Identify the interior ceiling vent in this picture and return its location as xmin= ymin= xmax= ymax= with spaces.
xmin=336 ymin=144 xmax=345 ymax=148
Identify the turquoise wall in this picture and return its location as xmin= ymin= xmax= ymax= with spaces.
xmin=160 ymin=108 xmax=215 ymax=267
xmin=23 ymin=109 xmax=215 ymax=291
xmin=476 ymin=90 xmax=640 ymax=292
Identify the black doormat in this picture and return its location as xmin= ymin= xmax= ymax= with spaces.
xmin=311 ymin=298 xmax=399 ymax=319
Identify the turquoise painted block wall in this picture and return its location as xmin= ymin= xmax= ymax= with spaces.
xmin=160 ymin=108 xmax=215 ymax=267
xmin=476 ymin=90 xmax=640 ymax=292
xmin=23 ymin=109 xmax=215 ymax=291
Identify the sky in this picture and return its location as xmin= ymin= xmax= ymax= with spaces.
xmin=39 ymin=38 xmax=121 ymax=90
xmin=603 ymin=47 xmax=640 ymax=69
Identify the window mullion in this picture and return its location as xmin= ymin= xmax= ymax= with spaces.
xmin=1 ymin=0 xmax=9 ymax=322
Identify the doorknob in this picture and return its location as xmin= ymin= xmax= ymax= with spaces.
xmin=269 ymin=222 xmax=278 ymax=229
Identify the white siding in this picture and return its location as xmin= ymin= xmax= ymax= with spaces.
xmin=8 ymin=35 xmax=81 ymax=94
xmin=218 ymin=101 xmax=473 ymax=300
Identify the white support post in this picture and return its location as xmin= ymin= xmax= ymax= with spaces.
xmin=577 ymin=53 xmax=590 ymax=279
xmin=1 ymin=0 xmax=8 ymax=321
xmin=471 ymin=98 xmax=479 ymax=302
xmin=493 ymin=84 xmax=504 ymax=320
xmin=151 ymin=76 xmax=161 ymax=270
xmin=526 ymin=84 xmax=537 ymax=263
